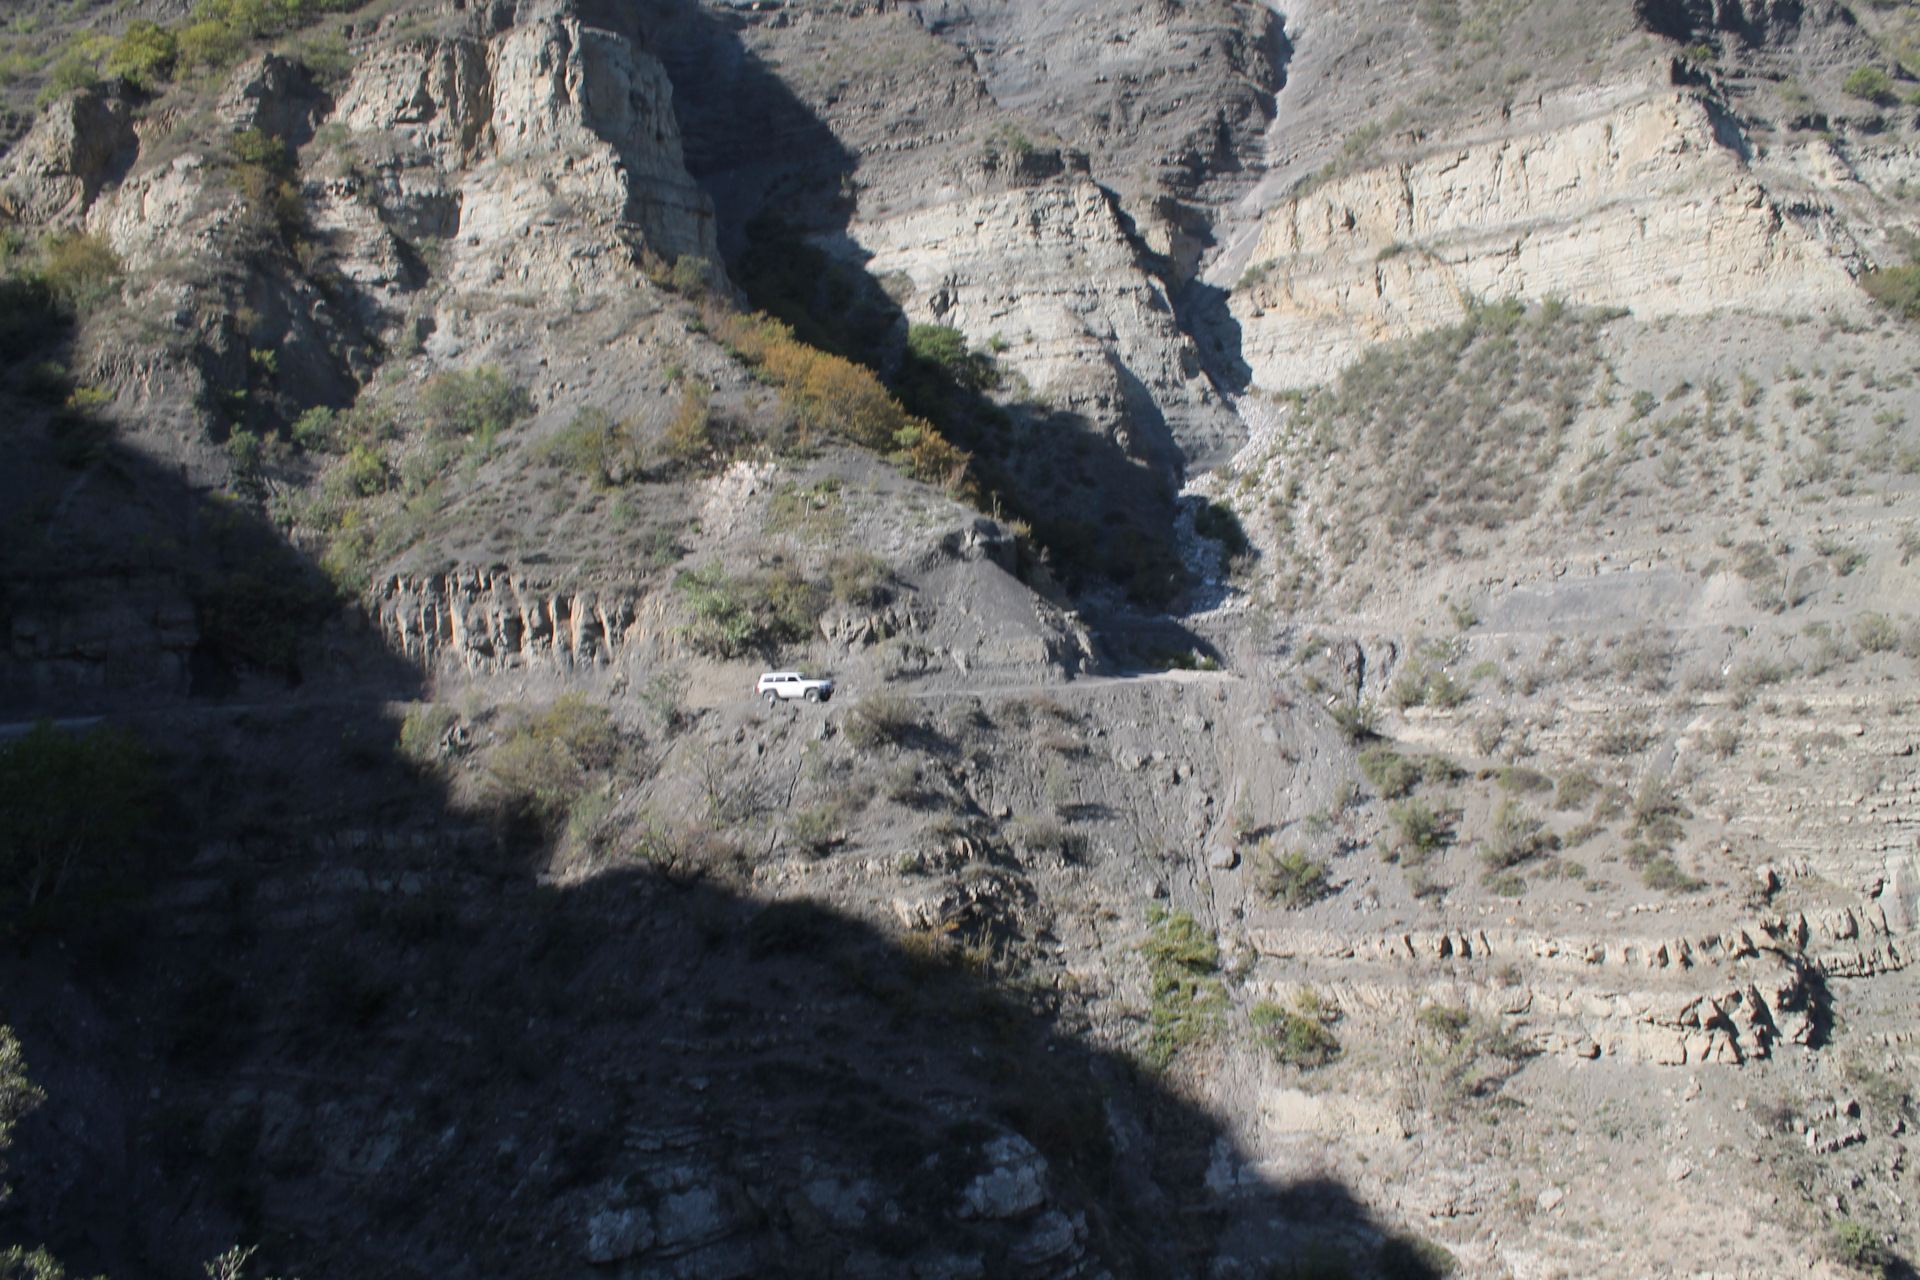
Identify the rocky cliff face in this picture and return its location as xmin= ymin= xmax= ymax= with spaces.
xmin=856 ymin=179 xmax=1239 ymax=467
xmin=1232 ymin=82 xmax=1865 ymax=388
xmin=329 ymin=11 xmax=717 ymax=294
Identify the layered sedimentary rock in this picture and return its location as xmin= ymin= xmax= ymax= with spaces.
xmin=856 ymin=180 xmax=1242 ymax=466
xmin=1246 ymin=915 xmax=1826 ymax=1066
xmin=1232 ymin=86 xmax=1865 ymax=388
xmin=326 ymin=10 xmax=717 ymax=307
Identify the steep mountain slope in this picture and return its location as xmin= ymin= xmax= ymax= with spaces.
xmin=0 ymin=0 xmax=1918 ymax=1278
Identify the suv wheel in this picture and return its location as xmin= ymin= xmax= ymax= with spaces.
xmin=766 ymin=692 xmax=780 ymax=707
xmin=805 ymin=688 xmax=821 ymax=702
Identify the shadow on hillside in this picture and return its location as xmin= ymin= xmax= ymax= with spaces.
xmin=0 ymin=412 xmax=1443 ymax=1280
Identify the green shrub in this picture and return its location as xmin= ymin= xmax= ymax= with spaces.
xmin=1833 ymin=1219 xmax=1888 ymax=1275
xmin=673 ymin=561 xmax=826 ymax=657
xmin=1844 ymin=66 xmax=1895 ymax=104
xmin=1192 ymin=498 xmax=1250 ymax=556
xmin=1496 ymin=765 xmax=1551 ymax=794
xmin=1817 ymin=536 xmax=1868 ymax=577
xmin=1141 ymin=905 xmax=1226 ymax=1068
xmin=1387 ymin=800 xmax=1452 ymax=861
xmin=827 ymin=551 xmax=890 ymax=606
xmin=0 ymin=1245 xmax=104 ymax=1280
xmin=668 ymin=254 xmax=713 ymax=296
xmin=0 ymin=1024 xmax=46 ymax=1210
xmin=1251 ymin=991 xmax=1341 ymax=1068
xmin=1553 ymin=771 xmax=1598 ymax=810
xmin=788 ymin=805 xmax=842 ymax=856
xmin=396 ymin=702 xmax=458 ymax=768
xmin=1412 ymin=1004 xmax=1530 ymax=1114
xmin=290 ymin=405 xmax=337 ymax=451
xmin=1861 ymin=264 xmax=1920 ymax=321
xmin=106 ymin=20 xmax=178 ymax=87
xmin=1482 ymin=870 xmax=1526 ymax=896
xmin=1730 ymin=657 xmax=1792 ymax=690
xmin=1359 ymin=745 xmax=1420 ymax=798
xmin=1254 ymin=842 xmax=1331 ymax=907
xmin=34 ymin=55 xmax=99 ymax=107
xmin=906 ymin=323 xmax=995 ymax=392
xmin=226 ymin=428 xmax=262 ymax=481
xmin=1328 ymin=701 xmax=1380 ymax=742
xmin=1390 ymin=641 xmax=1473 ymax=710
xmin=176 ymin=20 xmax=243 ymax=69
xmin=230 ymin=128 xmax=290 ymax=172
xmin=0 ymin=722 xmax=160 ymax=913
xmin=1629 ymin=780 xmax=1691 ymax=849
xmin=483 ymin=695 xmax=617 ymax=823
xmin=540 ymin=405 xmax=642 ymax=487
xmin=1642 ymin=855 xmax=1704 ymax=893
xmin=421 ymin=365 xmax=534 ymax=445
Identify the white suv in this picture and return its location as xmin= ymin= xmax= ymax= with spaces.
xmin=756 ymin=671 xmax=834 ymax=704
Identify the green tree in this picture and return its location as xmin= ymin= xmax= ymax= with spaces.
xmin=106 ymin=20 xmax=178 ymax=87
xmin=420 ymin=366 xmax=534 ymax=445
xmin=1844 ymin=66 xmax=1895 ymax=105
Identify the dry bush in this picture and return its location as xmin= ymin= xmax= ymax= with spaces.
xmin=712 ymin=311 xmax=974 ymax=492
xmin=1608 ymin=627 xmax=1675 ymax=691
xmin=844 ymin=692 xmax=917 ymax=750
xmin=1481 ymin=800 xmax=1557 ymax=871
xmin=1359 ymin=745 xmax=1420 ymax=799
xmin=481 ymin=695 xmax=618 ymax=824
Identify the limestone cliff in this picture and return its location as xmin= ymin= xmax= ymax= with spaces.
xmin=1231 ymin=84 xmax=1867 ymax=388
xmin=855 ymin=179 xmax=1241 ymax=467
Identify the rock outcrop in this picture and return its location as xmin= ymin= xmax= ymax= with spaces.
xmin=1231 ymin=85 xmax=1865 ymax=388
xmin=856 ymin=179 xmax=1242 ymax=465
xmin=1246 ymin=918 xmax=1820 ymax=1065
xmin=323 ymin=10 xmax=717 ymax=317
xmin=371 ymin=567 xmax=660 ymax=673
xmin=0 ymin=86 xmax=138 ymax=226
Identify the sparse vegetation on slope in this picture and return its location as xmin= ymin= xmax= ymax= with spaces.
xmin=1243 ymin=299 xmax=1610 ymax=606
